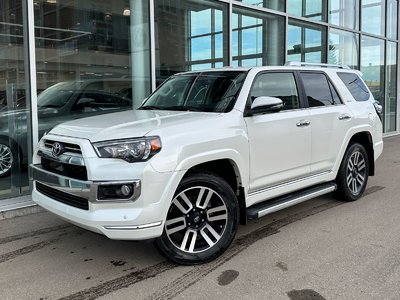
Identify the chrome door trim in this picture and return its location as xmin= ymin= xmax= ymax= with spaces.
xmin=248 ymin=171 xmax=332 ymax=196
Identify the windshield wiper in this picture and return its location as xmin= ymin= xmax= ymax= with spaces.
xmin=161 ymin=105 xmax=204 ymax=112
xmin=138 ymin=105 xmax=204 ymax=112
xmin=138 ymin=105 xmax=164 ymax=110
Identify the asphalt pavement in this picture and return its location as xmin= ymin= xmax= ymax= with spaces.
xmin=0 ymin=135 xmax=399 ymax=300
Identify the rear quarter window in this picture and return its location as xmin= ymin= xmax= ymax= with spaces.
xmin=337 ymin=72 xmax=370 ymax=101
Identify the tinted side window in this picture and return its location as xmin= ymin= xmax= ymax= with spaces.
xmin=337 ymin=72 xmax=370 ymax=101
xmin=250 ymin=73 xmax=299 ymax=110
xmin=300 ymin=73 xmax=337 ymax=107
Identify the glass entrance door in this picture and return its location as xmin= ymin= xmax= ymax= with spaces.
xmin=0 ymin=0 xmax=31 ymax=199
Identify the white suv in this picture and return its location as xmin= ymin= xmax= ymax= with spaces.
xmin=31 ymin=63 xmax=383 ymax=264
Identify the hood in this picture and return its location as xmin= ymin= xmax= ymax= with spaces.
xmin=49 ymin=109 xmax=219 ymax=142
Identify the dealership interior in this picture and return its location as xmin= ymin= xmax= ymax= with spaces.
xmin=0 ymin=0 xmax=398 ymax=202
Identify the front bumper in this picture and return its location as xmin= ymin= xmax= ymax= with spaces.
xmin=32 ymin=186 xmax=164 ymax=239
xmin=31 ymin=163 xmax=178 ymax=240
xmin=30 ymin=164 xmax=141 ymax=203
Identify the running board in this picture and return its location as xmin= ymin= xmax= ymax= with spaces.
xmin=247 ymin=183 xmax=337 ymax=220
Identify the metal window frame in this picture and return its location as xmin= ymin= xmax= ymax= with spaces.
xmin=25 ymin=0 xmax=38 ymax=148
xmin=397 ymin=0 xmax=400 ymax=133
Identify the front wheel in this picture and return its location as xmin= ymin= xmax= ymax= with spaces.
xmin=336 ymin=143 xmax=369 ymax=201
xmin=156 ymin=172 xmax=239 ymax=265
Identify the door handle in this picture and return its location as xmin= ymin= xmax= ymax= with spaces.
xmin=338 ymin=114 xmax=352 ymax=120
xmin=296 ymin=120 xmax=310 ymax=127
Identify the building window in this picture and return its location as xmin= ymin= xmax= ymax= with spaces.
xmin=188 ymin=7 xmax=224 ymax=69
xmin=387 ymin=0 xmax=398 ymax=40
xmin=34 ymin=0 xmax=150 ymax=116
xmin=288 ymin=19 xmax=327 ymax=63
xmin=361 ymin=35 xmax=385 ymax=121
xmin=236 ymin=0 xmax=285 ymax=12
xmin=287 ymin=0 xmax=327 ymax=21
xmin=385 ymin=42 xmax=397 ymax=132
xmin=329 ymin=28 xmax=359 ymax=69
xmin=329 ymin=0 xmax=359 ymax=30
xmin=155 ymin=0 xmax=228 ymax=85
xmin=361 ymin=0 xmax=385 ymax=36
xmin=232 ymin=6 xmax=285 ymax=67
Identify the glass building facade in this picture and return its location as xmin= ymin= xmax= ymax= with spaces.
xmin=0 ymin=0 xmax=398 ymax=200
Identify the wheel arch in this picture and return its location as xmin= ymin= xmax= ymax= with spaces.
xmin=345 ymin=131 xmax=375 ymax=176
xmin=181 ymin=158 xmax=247 ymax=225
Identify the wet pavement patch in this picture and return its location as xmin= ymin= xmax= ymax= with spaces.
xmin=276 ymin=261 xmax=288 ymax=271
xmin=287 ymin=289 xmax=326 ymax=300
xmin=217 ymin=270 xmax=239 ymax=286
xmin=110 ymin=260 xmax=127 ymax=266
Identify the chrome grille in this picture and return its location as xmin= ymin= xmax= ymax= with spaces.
xmin=44 ymin=140 xmax=82 ymax=154
xmin=40 ymin=157 xmax=88 ymax=181
xmin=39 ymin=139 xmax=87 ymax=181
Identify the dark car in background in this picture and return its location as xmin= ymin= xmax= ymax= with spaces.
xmin=0 ymin=79 xmax=133 ymax=177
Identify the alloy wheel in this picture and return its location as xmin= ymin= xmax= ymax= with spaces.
xmin=165 ymin=186 xmax=228 ymax=253
xmin=346 ymin=150 xmax=367 ymax=195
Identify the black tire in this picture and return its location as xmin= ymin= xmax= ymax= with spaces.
xmin=335 ymin=143 xmax=369 ymax=201
xmin=0 ymin=138 xmax=16 ymax=177
xmin=156 ymin=172 xmax=239 ymax=265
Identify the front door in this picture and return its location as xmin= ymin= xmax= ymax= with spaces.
xmin=245 ymin=72 xmax=311 ymax=193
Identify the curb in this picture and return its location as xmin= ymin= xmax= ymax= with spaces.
xmin=0 ymin=204 xmax=44 ymax=221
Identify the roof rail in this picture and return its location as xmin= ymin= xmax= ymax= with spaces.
xmin=285 ymin=61 xmax=351 ymax=70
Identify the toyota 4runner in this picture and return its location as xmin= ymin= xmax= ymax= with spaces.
xmin=31 ymin=63 xmax=383 ymax=264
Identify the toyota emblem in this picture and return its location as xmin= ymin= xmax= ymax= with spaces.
xmin=52 ymin=142 xmax=64 ymax=157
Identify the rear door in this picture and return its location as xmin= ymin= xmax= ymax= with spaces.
xmin=245 ymin=71 xmax=311 ymax=192
xmin=299 ymin=71 xmax=353 ymax=174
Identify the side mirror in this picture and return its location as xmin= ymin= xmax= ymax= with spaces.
xmin=38 ymin=107 xmax=59 ymax=117
xmin=76 ymin=97 xmax=95 ymax=106
xmin=373 ymin=100 xmax=383 ymax=115
xmin=249 ymin=96 xmax=283 ymax=115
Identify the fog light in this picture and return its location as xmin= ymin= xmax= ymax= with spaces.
xmin=120 ymin=185 xmax=132 ymax=197
xmin=97 ymin=183 xmax=134 ymax=201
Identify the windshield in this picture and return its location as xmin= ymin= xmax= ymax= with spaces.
xmin=139 ymin=71 xmax=247 ymax=112
xmin=37 ymin=82 xmax=83 ymax=108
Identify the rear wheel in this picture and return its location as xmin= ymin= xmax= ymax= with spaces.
xmin=156 ymin=172 xmax=239 ymax=265
xmin=336 ymin=143 xmax=369 ymax=201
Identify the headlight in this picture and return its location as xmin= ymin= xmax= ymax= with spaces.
xmin=93 ymin=137 xmax=161 ymax=163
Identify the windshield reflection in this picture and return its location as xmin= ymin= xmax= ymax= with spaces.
xmin=140 ymin=71 xmax=247 ymax=113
